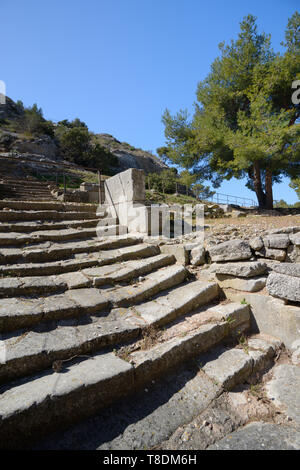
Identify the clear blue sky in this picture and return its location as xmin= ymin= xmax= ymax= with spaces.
xmin=1 ymin=0 xmax=299 ymax=203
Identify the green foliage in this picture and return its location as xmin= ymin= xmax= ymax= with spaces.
xmin=15 ymin=100 xmax=24 ymax=110
xmin=57 ymin=118 xmax=88 ymax=129
xmin=290 ymin=177 xmax=300 ymax=199
xmin=273 ymin=198 xmax=300 ymax=208
xmin=274 ymin=199 xmax=289 ymax=208
xmin=59 ymin=126 xmax=90 ymax=163
xmin=14 ymin=103 xmax=54 ymax=137
xmin=179 ymin=169 xmax=197 ymax=188
xmin=57 ymin=123 xmax=118 ymax=172
xmin=146 ymin=167 xmax=214 ymax=199
xmin=193 ymin=183 xmax=215 ymax=200
xmin=147 ymin=169 xmax=177 ymax=193
xmin=89 ymin=143 xmax=118 ymax=173
xmin=160 ymin=13 xmax=300 ymax=209
xmin=145 ymin=190 xmax=199 ymax=205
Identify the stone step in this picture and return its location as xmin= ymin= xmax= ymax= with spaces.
xmin=0 ymin=319 xmax=140 ymax=384
xmin=0 ymin=210 xmax=98 ymax=222
xmin=201 ymin=334 xmax=282 ymax=391
xmin=0 ymin=191 xmax=56 ymax=198
xmin=0 ymin=184 xmax=52 ymax=192
xmin=0 ymin=218 xmax=106 ymax=233
xmin=0 ymin=275 xmax=69 ymax=298
xmin=0 ymin=279 xmax=219 ymax=383
xmin=0 ymin=302 xmax=254 ymax=448
xmin=0 ymin=181 xmax=52 ymax=188
xmin=0 ymin=184 xmax=53 ymax=191
xmin=0 ymin=179 xmax=53 ymax=187
xmin=0 ymin=189 xmax=53 ymax=196
xmin=129 ymin=303 xmax=251 ymax=387
xmin=0 ymin=177 xmax=51 ymax=185
xmin=0 ymin=352 xmax=134 ymax=448
xmin=108 ymin=264 xmax=188 ymax=308
xmin=94 ymin=335 xmax=280 ymax=452
xmin=0 ymin=264 xmax=187 ymax=332
xmin=0 ymin=200 xmax=97 ymax=212
xmin=0 ymin=238 xmax=99 ymax=263
xmin=0 ymin=235 xmax=143 ymax=264
xmin=0 ymin=196 xmax=57 ymax=202
xmin=0 ymin=254 xmax=175 ymax=297
xmin=0 ymin=228 xmax=99 ymax=246
xmin=128 ymin=279 xmax=219 ymax=327
xmin=0 ymin=242 xmax=156 ymax=276
xmin=1 ymin=188 xmax=54 ymax=196
xmin=96 ymin=224 xmax=126 ymax=236
xmin=96 ymin=225 xmax=128 ymax=237
xmin=1 ymin=192 xmax=54 ymax=198
xmin=82 ymin=253 xmax=175 ymax=287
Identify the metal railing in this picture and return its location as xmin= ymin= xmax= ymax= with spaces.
xmin=202 ymin=192 xmax=256 ymax=208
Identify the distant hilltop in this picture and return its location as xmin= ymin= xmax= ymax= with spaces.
xmin=94 ymin=133 xmax=167 ymax=174
xmin=0 ymin=95 xmax=167 ymax=175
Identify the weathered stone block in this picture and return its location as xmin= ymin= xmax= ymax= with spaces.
xmin=208 ymin=239 xmax=252 ymax=262
xmin=263 ymin=234 xmax=290 ymax=249
xmin=104 ymin=168 xmax=145 ymax=206
xmin=266 ymin=272 xmax=300 ymax=303
xmin=272 ymin=263 xmax=300 ymax=278
xmin=212 ymin=261 xmax=267 ymax=278
xmin=250 ymin=237 xmax=264 ymax=251
xmin=224 ymin=290 xmax=300 ymax=349
xmin=190 ymin=246 xmax=206 ymax=266
xmin=286 ymin=244 xmax=300 ymax=262
xmin=160 ymin=244 xmax=189 ymax=265
xmin=216 ymin=274 xmax=267 ymax=292
xmin=290 ymin=233 xmax=300 ymax=246
xmin=256 ymin=247 xmax=286 ymax=261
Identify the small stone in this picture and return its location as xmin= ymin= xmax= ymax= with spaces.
xmin=190 ymin=246 xmax=206 ymax=266
xmin=250 ymin=237 xmax=264 ymax=251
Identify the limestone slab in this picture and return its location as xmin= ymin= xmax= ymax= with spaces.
xmin=216 ymin=274 xmax=267 ymax=292
xmin=263 ymin=234 xmax=290 ymax=249
xmin=267 ymin=272 xmax=300 ymax=302
xmin=266 ymin=364 xmax=300 ymax=426
xmin=208 ymin=422 xmax=300 ymax=450
xmin=202 ymin=348 xmax=253 ymax=390
xmin=134 ymin=280 xmax=219 ymax=326
xmin=208 ymin=239 xmax=252 ymax=262
xmin=212 ymin=261 xmax=267 ymax=278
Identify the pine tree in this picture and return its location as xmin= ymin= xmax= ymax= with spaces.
xmin=159 ymin=13 xmax=300 ymax=209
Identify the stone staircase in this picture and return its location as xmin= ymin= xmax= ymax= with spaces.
xmin=0 ymin=198 xmax=282 ymax=449
xmin=0 ymin=175 xmax=58 ymax=201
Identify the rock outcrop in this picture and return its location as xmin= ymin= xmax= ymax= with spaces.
xmin=95 ymin=133 xmax=168 ymax=174
xmin=0 ymin=95 xmax=24 ymax=121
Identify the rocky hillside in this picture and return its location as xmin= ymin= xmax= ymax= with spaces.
xmin=0 ymin=96 xmax=167 ymax=175
xmin=0 ymin=95 xmax=24 ymax=121
xmin=94 ymin=133 xmax=167 ymax=174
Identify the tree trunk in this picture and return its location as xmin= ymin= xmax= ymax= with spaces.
xmin=265 ymin=168 xmax=273 ymax=210
xmin=253 ymin=161 xmax=266 ymax=209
